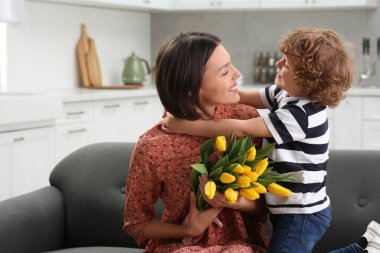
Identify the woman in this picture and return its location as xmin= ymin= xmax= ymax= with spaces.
xmin=123 ymin=32 xmax=269 ymax=252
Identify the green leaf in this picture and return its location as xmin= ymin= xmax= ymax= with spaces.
xmin=210 ymin=166 xmax=223 ymax=180
xmin=244 ymin=137 xmax=253 ymax=152
xmin=196 ymin=188 xmax=206 ymax=210
xmin=239 ymin=137 xmax=249 ymax=155
xmin=211 ymin=155 xmax=229 ymax=171
xmin=223 ymin=163 xmax=239 ymax=174
xmin=199 ymin=139 xmax=214 ymax=164
xmin=257 ymin=178 xmax=275 ymax=186
xmin=256 ymin=143 xmax=275 ymax=157
xmin=229 ymin=137 xmax=245 ymax=158
xmin=230 ymin=154 xmax=247 ymax=165
xmin=227 ymin=131 xmax=236 ymax=151
xmin=222 ymin=183 xmax=240 ymax=190
xmin=190 ymin=164 xmax=208 ymax=175
xmin=190 ymin=169 xmax=200 ymax=193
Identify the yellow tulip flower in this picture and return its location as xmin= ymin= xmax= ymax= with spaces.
xmin=237 ymin=175 xmax=251 ymax=188
xmin=246 ymin=171 xmax=259 ymax=182
xmin=246 ymin=146 xmax=256 ymax=161
xmin=220 ymin=173 xmax=236 ymax=184
xmin=232 ymin=164 xmax=245 ymax=174
xmin=224 ymin=188 xmax=237 ymax=204
xmin=242 ymin=165 xmax=251 ymax=173
xmin=253 ymin=182 xmax=267 ymax=194
xmin=204 ymin=180 xmax=216 ymax=199
xmin=253 ymin=157 xmax=269 ymax=176
xmin=239 ymin=188 xmax=260 ymax=200
xmin=215 ymin=136 xmax=227 ymax=152
xmin=267 ymin=183 xmax=292 ymax=197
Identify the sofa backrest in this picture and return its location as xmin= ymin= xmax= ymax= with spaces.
xmin=50 ymin=142 xmax=165 ymax=249
xmin=314 ymin=150 xmax=380 ymax=252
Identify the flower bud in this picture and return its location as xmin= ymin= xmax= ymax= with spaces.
xmin=237 ymin=175 xmax=251 ymax=188
xmin=239 ymin=188 xmax=260 ymax=200
xmin=215 ymin=136 xmax=227 ymax=152
xmin=267 ymin=183 xmax=292 ymax=197
xmin=232 ymin=164 xmax=245 ymax=174
xmin=204 ymin=180 xmax=216 ymax=199
xmin=224 ymin=188 xmax=237 ymax=204
xmin=246 ymin=171 xmax=258 ymax=182
xmin=242 ymin=165 xmax=251 ymax=173
xmin=253 ymin=157 xmax=269 ymax=176
xmin=253 ymin=182 xmax=267 ymax=194
xmin=220 ymin=173 xmax=236 ymax=184
xmin=246 ymin=146 xmax=256 ymax=161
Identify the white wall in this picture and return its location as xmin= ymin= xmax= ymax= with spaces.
xmin=7 ymin=1 xmax=151 ymax=92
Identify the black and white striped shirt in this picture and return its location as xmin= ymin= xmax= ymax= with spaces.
xmin=260 ymin=85 xmax=330 ymax=214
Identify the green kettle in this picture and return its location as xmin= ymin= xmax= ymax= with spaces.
xmin=122 ymin=52 xmax=150 ymax=85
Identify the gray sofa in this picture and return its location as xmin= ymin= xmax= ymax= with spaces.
xmin=0 ymin=142 xmax=379 ymax=253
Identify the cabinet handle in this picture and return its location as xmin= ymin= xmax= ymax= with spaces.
xmin=13 ymin=137 xmax=25 ymax=142
xmin=67 ymin=111 xmax=85 ymax=116
xmin=143 ymin=0 xmax=151 ymax=3
xmin=68 ymin=128 xmax=87 ymax=134
xmin=104 ymin=104 xmax=120 ymax=109
xmin=134 ymin=101 xmax=149 ymax=106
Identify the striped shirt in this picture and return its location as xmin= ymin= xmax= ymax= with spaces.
xmin=259 ymin=85 xmax=330 ymax=214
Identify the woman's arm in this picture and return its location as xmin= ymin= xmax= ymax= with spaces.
xmin=199 ymin=175 xmax=266 ymax=217
xmin=142 ymin=192 xmax=222 ymax=239
xmin=163 ymin=113 xmax=272 ymax=138
xmin=238 ymin=90 xmax=266 ymax=109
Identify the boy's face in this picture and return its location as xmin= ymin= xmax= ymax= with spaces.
xmin=275 ymin=55 xmax=303 ymax=97
xmin=199 ymin=44 xmax=241 ymax=110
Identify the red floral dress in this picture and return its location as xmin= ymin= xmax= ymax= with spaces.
xmin=123 ymin=104 xmax=269 ymax=253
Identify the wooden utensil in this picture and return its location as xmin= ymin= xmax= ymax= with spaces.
xmin=76 ymin=24 xmax=91 ymax=87
xmin=87 ymin=37 xmax=102 ymax=87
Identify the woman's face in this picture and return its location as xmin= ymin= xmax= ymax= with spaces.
xmin=275 ymin=55 xmax=303 ymax=97
xmin=199 ymin=44 xmax=241 ymax=113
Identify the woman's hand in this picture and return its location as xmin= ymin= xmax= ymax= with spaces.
xmin=161 ymin=112 xmax=184 ymax=134
xmin=199 ymin=175 xmax=266 ymax=215
xmin=184 ymin=191 xmax=223 ymax=238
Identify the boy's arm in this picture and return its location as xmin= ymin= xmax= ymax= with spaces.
xmin=238 ymin=90 xmax=266 ymax=109
xmin=163 ymin=113 xmax=272 ymax=138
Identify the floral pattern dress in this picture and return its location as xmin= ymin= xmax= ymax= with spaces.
xmin=123 ymin=104 xmax=269 ymax=253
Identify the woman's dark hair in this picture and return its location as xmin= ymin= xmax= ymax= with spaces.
xmin=155 ymin=32 xmax=221 ymax=120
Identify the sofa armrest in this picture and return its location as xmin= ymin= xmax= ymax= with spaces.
xmin=0 ymin=186 xmax=65 ymax=253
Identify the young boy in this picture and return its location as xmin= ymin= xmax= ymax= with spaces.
xmin=162 ymin=27 xmax=364 ymax=252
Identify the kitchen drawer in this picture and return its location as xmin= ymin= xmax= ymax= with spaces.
xmin=362 ymin=121 xmax=380 ymax=149
xmin=56 ymin=102 xmax=93 ymax=125
xmin=363 ymin=97 xmax=380 ymax=120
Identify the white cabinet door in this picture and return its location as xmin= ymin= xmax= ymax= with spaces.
xmin=125 ymin=96 xmax=163 ymax=142
xmin=55 ymin=122 xmax=93 ymax=163
xmin=10 ymin=127 xmax=55 ymax=197
xmin=0 ymin=134 xmax=11 ymax=201
xmin=93 ymin=99 xmax=127 ymax=142
xmin=362 ymin=122 xmax=380 ymax=150
xmin=333 ymin=97 xmax=362 ymax=149
xmin=260 ymin=0 xmax=377 ymax=9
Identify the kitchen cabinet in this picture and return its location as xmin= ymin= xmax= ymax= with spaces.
xmin=260 ymin=0 xmax=377 ymax=10
xmin=124 ymin=96 xmax=163 ymax=142
xmin=362 ymin=97 xmax=380 ymax=149
xmin=93 ymin=99 xmax=127 ymax=142
xmin=331 ymin=97 xmax=362 ymax=150
xmin=55 ymin=102 xmax=93 ymax=163
xmin=173 ymin=0 xmax=259 ymax=10
xmin=0 ymin=127 xmax=55 ymax=200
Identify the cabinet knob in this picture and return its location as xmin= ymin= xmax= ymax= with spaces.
xmin=13 ymin=137 xmax=25 ymax=142
xmin=134 ymin=101 xmax=149 ymax=106
xmin=66 ymin=111 xmax=85 ymax=116
xmin=104 ymin=104 xmax=120 ymax=109
xmin=68 ymin=128 xmax=87 ymax=134
xmin=143 ymin=0 xmax=151 ymax=3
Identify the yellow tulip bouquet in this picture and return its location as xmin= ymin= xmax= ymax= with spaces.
xmin=191 ymin=133 xmax=294 ymax=210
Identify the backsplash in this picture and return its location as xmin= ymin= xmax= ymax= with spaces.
xmin=152 ymin=8 xmax=380 ymax=87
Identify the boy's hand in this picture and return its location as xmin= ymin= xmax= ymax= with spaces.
xmin=161 ymin=112 xmax=185 ymax=134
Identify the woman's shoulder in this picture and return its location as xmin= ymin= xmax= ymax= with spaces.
xmin=215 ymin=104 xmax=259 ymax=120
xmin=134 ymin=125 xmax=203 ymax=162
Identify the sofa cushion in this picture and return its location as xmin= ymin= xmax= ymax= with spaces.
xmin=50 ymin=143 xmax=141 ymax=249
xmin=46 ymin=246 xmax=143 ymax=253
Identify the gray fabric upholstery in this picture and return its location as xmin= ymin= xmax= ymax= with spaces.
xmin=314 ymin=150 xmax=380 ymax=252
xmin=0 ymin=143 xmax=379 ymax=253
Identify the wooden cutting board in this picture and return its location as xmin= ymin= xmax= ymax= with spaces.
xmin=76 ymin=24 xmax=102 ymax=87
xmin=76 ymin=24 xmax=91 ymax=87
xmin=87 ymin=37 xmax=102 ymax=87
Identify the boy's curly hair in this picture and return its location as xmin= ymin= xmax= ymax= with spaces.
xmin=279 ymin=28 xmax=355 ymax=108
